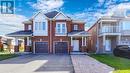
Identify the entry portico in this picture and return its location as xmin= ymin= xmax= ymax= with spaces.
xmin=68 ymin=31 xmax=91 ymax=53
xmin=6 ymin=30 xmax=32 ymax=53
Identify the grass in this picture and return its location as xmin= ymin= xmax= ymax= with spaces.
xmin=0 ymin=51 xmax=18 ymax=61
xmin=90 ymin=54 xmax=130 ymax=73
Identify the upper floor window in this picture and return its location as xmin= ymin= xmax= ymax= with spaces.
xmin=35 ymin=22 xmax=46 ymax=30
xmin=28 ymin=25 xmax=32 ymax=30
xmin=74 ymin=24 xmax=78 ymax=30
xmin=122 ymin=21 xmax=130 ymax=30
xmin=42 ymin=22 xmax=46 ymax=30
xmin=56 ymin=22 xmax=67 ymax=35
xmin=35 ymin=22 xmax=38 ymax=30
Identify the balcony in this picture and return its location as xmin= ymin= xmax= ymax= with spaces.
xmin=99 ymin=26 xmax=121 ymax=34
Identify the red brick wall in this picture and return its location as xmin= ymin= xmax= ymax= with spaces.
xmin=0 ymin=37 xmax=3 ymax=49
xmin=31 ymin=19 xmax=85 ymax=53
xmin=87 ymin=23 xmax=98 ymax=53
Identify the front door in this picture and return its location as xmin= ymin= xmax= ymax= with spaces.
xmin=73 ymin=40 xmax=79 ymax=51
xmin=105 ymin=40 xmax=111 ymax=51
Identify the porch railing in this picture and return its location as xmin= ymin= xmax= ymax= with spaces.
xmin=99 ymin=26 xmax=121 ymax=34
xmin=119 ymin=41 xmax=130 ymax=45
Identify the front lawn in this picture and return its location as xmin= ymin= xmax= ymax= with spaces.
xmin=0 ymin=52 xmax=18 ymax=61
xmin=90 ymin=54 xmax=130 ymax=73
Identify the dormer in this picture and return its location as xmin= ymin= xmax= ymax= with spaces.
xmin=23 ymin=20 xmax=33 ymax=31
xmin=72 ymin=20 xmax=85 ymax=31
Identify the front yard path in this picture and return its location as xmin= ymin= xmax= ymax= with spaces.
xmin=71 ymin=55 xmax=114 ymax=73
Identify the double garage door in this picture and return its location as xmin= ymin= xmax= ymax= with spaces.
xmin=35 ymin=42 xmax=68 ymax=54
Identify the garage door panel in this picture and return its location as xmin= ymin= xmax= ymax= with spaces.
xmin=35 ymin=42 xmax=48 ymax=53
xmin=55 ymin=42 xmax=68 ymax=54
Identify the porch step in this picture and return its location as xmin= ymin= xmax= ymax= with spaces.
xmin=70 ymin=52 xmax=87 ymax=55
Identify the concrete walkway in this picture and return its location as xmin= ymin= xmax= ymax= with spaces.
xmin=0 ymin=55 xmax=74 ymax=73
xmin=71 ymin=55 xmax=114 ymax=73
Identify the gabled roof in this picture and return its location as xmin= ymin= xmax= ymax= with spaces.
xmin=31 ymin=10 xmax=71 ymax=20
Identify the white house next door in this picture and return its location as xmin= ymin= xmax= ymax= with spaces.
xmin=105 ymin=40 xmax=111 ymax=51
xmin=73 ymin=40 xmax=79 ymax=51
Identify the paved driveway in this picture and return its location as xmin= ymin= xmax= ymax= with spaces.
xmin=0 ymin=55 xmax=74 ymax=73
xmin=71 ymin=55 xmax=114 ymax=73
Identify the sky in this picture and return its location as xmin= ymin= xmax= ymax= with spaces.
xmin=0 ymin=0 xmax=130 ymax=35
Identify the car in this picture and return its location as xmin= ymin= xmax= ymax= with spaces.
xmin=113 ymin=45 xmax=130 ymax=59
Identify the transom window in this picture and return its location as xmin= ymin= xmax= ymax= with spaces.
xmin=56 ymin=22 xmax=67 ymax=35
xmin=35 ymin=22 xmax=46 ymax=30
xmin=74 ymin=24 xmax=78 ymax=30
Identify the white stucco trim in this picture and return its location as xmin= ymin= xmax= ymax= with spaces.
xmin=53 ymin=11 xmax=70 ymax=20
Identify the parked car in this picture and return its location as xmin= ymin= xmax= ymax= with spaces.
xmin=113 ymin=45 xmax=130 ymax=59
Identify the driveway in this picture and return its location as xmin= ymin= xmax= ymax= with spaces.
xmin=71 ymin=55 xmax=114 ymax=73
xmin=0 ymin=55 xmax=74 ymax=73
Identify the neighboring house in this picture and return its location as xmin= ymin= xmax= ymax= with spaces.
xmin=88 ymin=16 xmax=130 ymax=53
xmin=7 ymin=10 xmax=90 ymax=54
xmin=0 ymin=35 xmax=14 ymax=52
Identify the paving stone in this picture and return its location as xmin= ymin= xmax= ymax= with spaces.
xmin=71 ymin=55 xmax=114 ymax=73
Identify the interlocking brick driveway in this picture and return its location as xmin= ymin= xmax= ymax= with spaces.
xmin=71 ymin=55 xmax=114 ymax=73
xmin=0 ymin=55 xmax=74 ymax=73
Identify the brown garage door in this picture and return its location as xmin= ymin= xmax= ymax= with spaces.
xmin=55 ymin=42 xmax=68 ymax=54
xmin=35 ymin=42 xmax=48 ymax=53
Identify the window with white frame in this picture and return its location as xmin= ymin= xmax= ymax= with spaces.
xmin=122 ymin=21 xmax=130 ymax=30
xmin=35 ymin=22 xmax=38 ymax=30
xmin=56 ymin=22 xmax=67 ymax=35
xmin=74 ymin=24 xmax=78 ymax=30
xmin=42 ymin=22 xmax=46 ymax=30
xmin=35 ymin=22 xmax=46 ymax=30
xmin=28 ymin=25 xmax=32 ymax=30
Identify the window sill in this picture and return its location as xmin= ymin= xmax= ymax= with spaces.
xmin=55 ymin=33 xmax=67 ymax=36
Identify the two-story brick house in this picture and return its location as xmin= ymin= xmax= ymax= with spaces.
xmin=88 ymin=16 xmax=130 ymax=53
xmin=7 ymin=10 xmax=90 ymax=54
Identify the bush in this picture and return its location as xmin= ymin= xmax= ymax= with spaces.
xmin=0 ymin=48 xmax=4 ymax=52
xmin=113 ymin=45 xmax=130 ymax=59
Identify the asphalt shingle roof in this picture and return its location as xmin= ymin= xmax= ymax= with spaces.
xmin=68 ymin=31 xmax=90 ymax=36
xmin=7 ymin=30 xmax=32 ymax=36
xmin=44 ymin=11 xmax=59 ymax=18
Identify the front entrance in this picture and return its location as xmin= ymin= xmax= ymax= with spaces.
xmin=105 ymin=40 xmax=111 ymax=51
xmin=73 ymin=40 xmax=79 ymax=51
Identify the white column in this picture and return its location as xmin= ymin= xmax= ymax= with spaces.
xmin=85 ymin=37 xmax=87 ymax=46
xmin=82 ymin=37 xmax=84 ymax=46
xmin=71 ymin=37 xmax=73 ymax=46
xmin=15 ymin=38 xmax=18 ymax=46
xmin=118 ymin=35 xmax=121 ymax=45
xmin=100 ymin=21 xmax=102 ymax=33
xmin=27 ymin=37 xmax=29 ymax=46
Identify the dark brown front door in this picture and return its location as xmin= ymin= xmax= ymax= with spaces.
xmin=55 ymin=42 xmax=68 ymax=54
xmin=35 ymin=42 xmax=48 ymax=53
